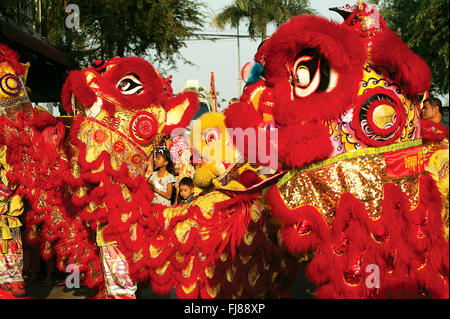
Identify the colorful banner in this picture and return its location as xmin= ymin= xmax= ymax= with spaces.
xmin=385 ymin=145 xmax=424 ymax=178
xmin=210 ymin=72 xmax=218 ymax=112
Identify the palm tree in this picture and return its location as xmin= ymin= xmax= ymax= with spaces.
xmin=212 ymin=0 xmax=316 ymax=41
xmin=212 ymin=0 xmax=315 ymax=95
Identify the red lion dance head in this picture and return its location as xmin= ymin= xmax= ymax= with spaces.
xmin=225 ymin=1 xmax=448 ymax=299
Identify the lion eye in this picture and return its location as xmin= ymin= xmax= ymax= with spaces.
xmin=203 ymin=128 xmax=221 ymax=145
xmin=117 ymin=74 xmax=143 ymax=95
xmin=296 ymin=67 xmax=311 ymax=88
xmin=290 ymin=48 xmax=339 ymax=99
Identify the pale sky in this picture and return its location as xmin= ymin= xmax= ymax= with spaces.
xmin=159 ymin=0 xmax=358 ymax=110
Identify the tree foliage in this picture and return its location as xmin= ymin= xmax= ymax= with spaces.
xmin=370 ymin=0 xmax=449 ymax=94
xmin=212 ymin=0 xmax=316 ymax=41
xmin=1 ymin=0 xmax=206 ymax=69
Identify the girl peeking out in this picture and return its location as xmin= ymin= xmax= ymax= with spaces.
xmin=149 ymin=148 xmax=176 ymax=206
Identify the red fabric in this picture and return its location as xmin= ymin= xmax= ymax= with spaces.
xmin=384 ymin=146 xmax=424 ymax=178
xmin=421 ymin=119 xmax=449 ymax=141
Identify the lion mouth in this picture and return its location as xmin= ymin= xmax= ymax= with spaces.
xmin=71 ymin=94 xmax=103 ymax=118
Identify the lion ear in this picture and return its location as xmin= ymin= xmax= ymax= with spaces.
xmin=162 ymin=91 xmax=199 ymax=134
xmin=371 ymin=28 xmax=431 ymax=95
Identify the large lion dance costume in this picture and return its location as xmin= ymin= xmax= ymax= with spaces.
xmin=0 ymin=44 xmax=297 ymax=298
xmin=225 ymin=1 xmax=448 ymax=298
xmin=0 ymin=0 xmax=448 ymax=300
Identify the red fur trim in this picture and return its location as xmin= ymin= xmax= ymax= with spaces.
xmin=371 ymin=27 xmax=431 ymax=95
xmin=224 ymin=100 xmax=279 ymax=168
xmin=61 ymin=70 xmax=98 ymax=113
xmin=277 ymin=123 xmax=333 ymax=168
xmin=197 ymin=193 xmax=259 ymax=261
xmin=254 ymin=40 xmax=271 ymax=65
xmin=162 ymin=91 xmax=199 ymax=135
xmin=30 ymin=111 xmax=58 ymax=131
xmin=266 ymin=184 xmax=331 ymax=251
xmin=264 ymin=15 xmax=367 ymax=124
xmin=175 ymin=282 xmax=199 ymax=299
xmin=224 ymin=101 xmax=262 ymax=130
xmin=151 ymin=280 xmax=175 ymax=296
xmin=174 ymin=256 xmax=202 ymax=288
xmin=0 ymin=44 xmax=26 ymax=76
xmin=269 ymin=169 xmax=448 ymax=298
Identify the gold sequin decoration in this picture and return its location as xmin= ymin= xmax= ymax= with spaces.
xmin=155 ymin=260 xmax=170 ymax=276
xmin=248 ymin=264 xmax=260 ymax=287
xmin=205 ymin=266 xmax=214 ymax=279
xmin=239 ymin=254 xmax=252 ymax=265
xmin=226 ymin=266 xmax=237 ymax=282
xmin=278 ymin=152 xmax=421 ymax=222
xmin=423 ymin=138 xmax=449 ymax=240
xmin=175 ymin=251 xmax=185 ymax=263
xmin=271 ymin=272 xmax=279 ymax=283
xmin=206 ymin=283 xmax=220 ymax=298
xmin=132 ymin=249 xmax=143 ymax=263
xmin=129 ymin=223 xmax=137 ymax=241
xmin=43 ymin=240 xmax=52 ymax=256
xmin=219 ymin=252 xmax=228 ymax=262
xmin=182 ymin=256 xmax=194 ymax=279
xmin=162 ymin=191 xmax=229 ymax=225
xmin=243 ymin=231 xmax=256 ymax=246
xmin=386 ymin=174 xmax=420 ymax=211
xmin=173 ymin=219 xmax=196 ymax=244
xmin=149 ymin=244 xmax=163 ymax=258
xmin=182 ymin=282 xmax=197 ymax=294
xmin=232 ymin=285 xmax=243 ymax=299
xmin=251 ymin=202 xmax=262 ymax=223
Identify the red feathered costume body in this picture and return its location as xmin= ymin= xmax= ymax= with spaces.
xmin=225 ymin=2 xmax=448 ymax=298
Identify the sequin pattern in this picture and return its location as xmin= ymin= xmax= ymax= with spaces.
xmin=278 ymin=152 xmax=421 ymax=223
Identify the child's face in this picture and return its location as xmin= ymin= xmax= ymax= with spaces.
xmin=154 ymin=153 xmax=168 ymax=169
xmin=179 ymin=184 xmax=193 ymax=200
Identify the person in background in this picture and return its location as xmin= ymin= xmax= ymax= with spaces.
xmin=422 ymin=96 xmax=444 ymax=124
xmin=149 ymin=149 xmax=176 ymax=206
xmin=421 ymin=96 xmax=449 ymax=239
xmin=177 ymin=177 xmax=195 ymax=204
